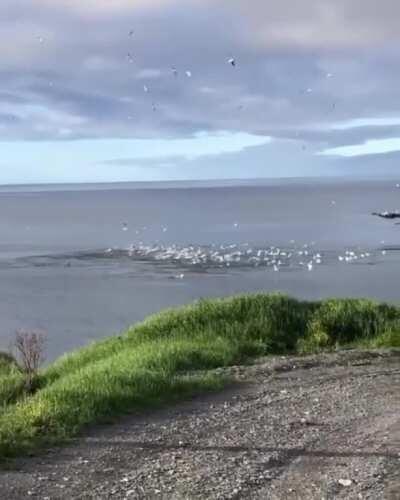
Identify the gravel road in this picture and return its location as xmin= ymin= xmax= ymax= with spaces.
xmin=1 ymin=349 xmax=399 ymax=499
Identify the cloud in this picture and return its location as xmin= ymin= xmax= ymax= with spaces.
xmin=321 ymin=137 xmax=400 ymax=158
xmin=99 ymin=155 xmax=185 ymax=168
xmin=0 ymin=0 xmax=400 ymax=182
xmin=231 ymin=0 xmax=400 ymax=49
xmin=46 ymin=0 xmax=179 ymax=15
xmin=136 ymin=68 xmax=163 ymax=80
xmin=2 ymin=1 xmax=399 ymax=139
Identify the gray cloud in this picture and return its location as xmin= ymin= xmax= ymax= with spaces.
xmin=0 ymin=0 xmax=400 ymax=164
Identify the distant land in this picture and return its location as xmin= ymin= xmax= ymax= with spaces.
xmin=1 ymin=175 xmax=399 ymax=193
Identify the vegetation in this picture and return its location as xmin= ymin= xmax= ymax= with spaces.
xmin=14 ymin=330 xmax=46 ymax=393
xmin=0 ymin=352 xmax=18 ymax=375
xmin=0 ymin=293 xmax=399 ymax=459
xmin=0 ymin=353 xmax=25 ymax=412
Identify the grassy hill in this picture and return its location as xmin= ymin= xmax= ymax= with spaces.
xmin=0 ymin=293 xmax=399 ymax=459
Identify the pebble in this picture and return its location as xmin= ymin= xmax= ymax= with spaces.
xmin=338 ymin=478 xmax=353 ymax=487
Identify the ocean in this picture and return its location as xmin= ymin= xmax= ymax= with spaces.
xmin=1 ymin=178 xmax=399 ymax=361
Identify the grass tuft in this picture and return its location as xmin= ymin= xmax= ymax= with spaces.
xmin=0 ymin=353 xmax=26 ymax=411
xmin=298 ymin=299 xmax=400 ymax=352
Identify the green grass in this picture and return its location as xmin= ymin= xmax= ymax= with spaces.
xmin=0 ymin=353 xmax=26 ymax=413
xmin=0 ymin=293 xmax=399 ymax=459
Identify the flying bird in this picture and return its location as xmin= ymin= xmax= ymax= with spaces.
xmin=185 ymin=70 xmax=192 ymax=77
xmin=128 ymin=30 xmax=134 ymax=37
xmin=228 ymin=57 xmax=236 ymax=67
xmin=143 ymin=85 xmax=149 ymax=93
xmin=171 ymin=67 xmax=178 ymax=77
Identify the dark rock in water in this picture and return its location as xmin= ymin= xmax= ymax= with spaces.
xmin=372 ymin=211 xmax=400 ymax=220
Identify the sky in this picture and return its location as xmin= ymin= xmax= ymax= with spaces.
xmin=1 ymin=0 xmax=400 ymax=184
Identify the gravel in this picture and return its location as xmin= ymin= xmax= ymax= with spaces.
xmin=1 ymin=349 xmax=399 ymax=499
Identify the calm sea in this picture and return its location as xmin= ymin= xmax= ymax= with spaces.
xmin=1 ymin=178 xmax=399 ymax=360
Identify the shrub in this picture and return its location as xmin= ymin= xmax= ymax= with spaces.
xmin=14 ymin=330 xmax=46 ymax=392
xmin=0 ymin=352 xmax=25 ymax=409
xmin=298 ymin=299 xmax=400 ymax=352
xmin=0 ymin=352 xmax=18 ymax=375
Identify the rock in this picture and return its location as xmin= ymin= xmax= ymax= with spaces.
xmin=338 ymin=479 xmax=352 ymax=487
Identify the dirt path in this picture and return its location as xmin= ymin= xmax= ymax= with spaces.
xmin=1 ymin=350 xmax=399 ymax=499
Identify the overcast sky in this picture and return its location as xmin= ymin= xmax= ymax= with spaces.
xmin=1 ymin=0 xmax=400 ymax=184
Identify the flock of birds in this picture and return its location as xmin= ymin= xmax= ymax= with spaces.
xmin=102 ymin=238 xmax=389 ymax=280
xmin=116 ymin=176 xmax=400 ymax=279
xmin=123 ymin=28 xmax=238 ymax=114
xmin=37 ymin=29 xmax=239 ymax=118
xmin=121 ymin=29 xmax=339 ymax=125
xmin=36 ymin=29 xmax=398 ymax=281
